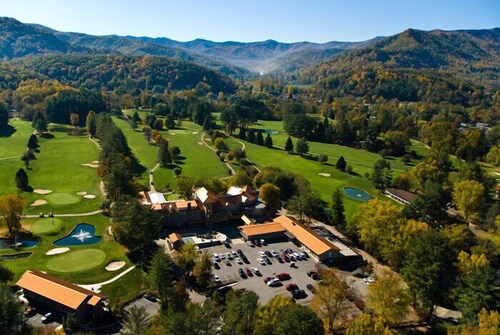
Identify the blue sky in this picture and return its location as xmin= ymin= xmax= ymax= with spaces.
xmin=1 ymin=0 xmax=498 ymax=42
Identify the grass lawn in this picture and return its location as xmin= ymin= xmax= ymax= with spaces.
xmin=46 ymin=249 xmax=106 ymax=273
xmin=100 ymin=267 xmax=149 ymax=306
xmin=113 ymin=115 xmax=228 ymax=191
xmin=1 ymin=214 xmax=131 ymax=285
xmin=0 ymin=118 xmax=102 ymax=214
xmin=31 ymin=218 xmax=63 ymax=235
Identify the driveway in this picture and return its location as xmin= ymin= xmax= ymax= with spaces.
xmin=124 ymin=297 xmax=160 ymax=320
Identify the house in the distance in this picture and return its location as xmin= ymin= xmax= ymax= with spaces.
xmin=384 ymin=188 xmax=417 ymax=206
xmin=16 ymin=270 xmax=106 ymax=322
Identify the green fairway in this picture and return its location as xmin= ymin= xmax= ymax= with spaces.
xmin=114 ymin=114 xmax=228 ymax=191
xmin=46 ymin=249 xmax=106 ymax=273
xmin=32 ymin=218 xmax=63 ymax=235
xmin=0 ymin=119 xmax=102 ymax=214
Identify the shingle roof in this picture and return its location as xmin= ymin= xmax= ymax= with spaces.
xmin=16 ymin=270 xmax=104 ymax=311
xmin=239 ymin=222 xmax=287 ymax=237
xmin=169 ymin=233 xmax=182 ymax=243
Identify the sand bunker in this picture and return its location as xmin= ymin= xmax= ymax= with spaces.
xmin=92 ymin=160 xmax=99 ymax=164
xmin=77 ymin=191 xmax=87 ymax=196
xmin=204 ymin=138 xmax=212 ymax=142
xmin=45 ymin=247 xmax=70 ymax=256
xmin=192 ymin=131 xmax=199 ymax=134
xmin=31 ymin=199 xmax=47 ymax=206
xmin=318 ymin=173 xmax=331 ymax=177
xmin=81 ymin=163 xmax=99 ymax=168
xmin=34 ymin=189 xmax=52 ymax=195
xmin=197 ymin=141 xmax=204 ymax=145
xmin=106 ymin=261 xmax=126 ymax=271
xmin=84 ymin=194 xmax=96 ymax=199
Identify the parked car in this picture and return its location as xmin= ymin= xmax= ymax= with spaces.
xmin=298 ymin=252 xmax=308 ymax=260
xmin=289 ymin=262 xmax=296 ymax=268
xmin=258 ymin=251 xmax=266 ymax=257
xmin=224 ymin=259 xmax=231 ymax=266
xmin=235 ymin=257 xmax=243 ymax=264
xmin=276 ymin=273 xmax=291 ymax=280
xmin=306 ymin=284 xmax=316 ymax=293
xmin=213 ymin=261 xmax=220 ymax=269
xmin=289 ymin=254 xmax=297 ymax=261
xmin=213 ymin=275 xmax=221 ymax=283
xmin=245 ymin=267 xmax=253 ymax=276
xmin=285 ymin=248 xmax=294 ymax=254
xmin=256 ymin=258 xmax=266 ymax=265
xmin=236 ymin=249 xmax=244 ymax=256
xmin=225 ymin=252 xmax=233 ymax=260
xmin=285 ymin=283 xmax=299 ymax=292
xmin=293 ymin=289 xmax=306 ymax=299
xmin=231 ymin=250 xmax=238 ymax=257
xmin=307 ymin=271 xmax=320 ymax=280
xmin=275 ymin=255 xmax=284 ymax=263
xmin=263 ymin=277 xmax=273 ymax=284
xmin=223 ymin=241 xmax=231 ymax=248
xmin=238 ymin=268 xmax=247 ymax=278
xmin=247 ymin=241 xmax=254 ymax=247
xmin=144 ymin=292 xmax=157 ymax=302
xmin=260 ymin=239 xmax=266 ymax=246
xmin=263 ymin=256 xmax=272 ymax=265
xmin=264 ymin=250 xmax=272 ymax=257
xmin=41 ymin=312 xmax=52 ymax=323
xmin=213 ymin=253 xmax=221 ymax=262
xmin=23 ymin=306 xmax=36 ymax=317
xmin=254 ymin=239 xmax=261 ymax=247
xmin=251 ymin=267 xmax=261 ymax=276
xmin=270 ymin=250 xmax=278 ymax=257
xmin=267 ymin=278 xmax=281 ymax=287
xmin=280 ymin=254 xmax=290 ymax=262
xmin=363 ymin=276 xmax=375 ymax=284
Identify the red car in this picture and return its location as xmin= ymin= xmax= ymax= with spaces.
xmin=280 ymin=253 xmax=290 ymax=262
xmin=254 ymin=239 xmax=261 ymax=247
xmin=307 ymin=271 xmax=321 ymax=280
xmin=263 ymin=277 xmax=273 ymax=284
xmin=285 ymin=283 xmax=298 ymax=292
xmin=245 ymin=267 xmax=253 ymax=276
xmin=276 ymin=272 xmax=291 ymax=281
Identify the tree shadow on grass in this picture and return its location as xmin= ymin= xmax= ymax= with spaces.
xmin=40 ymin=133 xmax=55 ymax=139
xmin=0 ymin=124 xmax=16 ymax=137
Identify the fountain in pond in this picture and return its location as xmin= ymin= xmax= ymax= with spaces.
xmin=54 ymin=223 xmax=102 ymax=246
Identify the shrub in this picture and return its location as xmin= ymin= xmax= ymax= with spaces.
xmin=346 ymin=164 xmax=353 ymax=174
xmin=173 ymin=167 xmax=181 ymax=177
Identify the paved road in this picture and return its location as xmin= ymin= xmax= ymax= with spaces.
xmin=24 ymin=210 xmax=103 ymax=219
xmin=77 ymin=265 xmax=137 ymax=292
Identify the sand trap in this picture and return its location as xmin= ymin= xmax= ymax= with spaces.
xmin=46 ymin=247 xmax=70 ymax=256
xmin=106 ymin=261 xmax=126 ymax=271
xmin=204 ymin=138 xmax=212 ymax=142
xmin=34 ymin=189 xmax=52 ymax=195
xmin=92 ymin=160 xmax=99 ymax=164
xmin=81 ymin=163 xmax=99 ymax=168
xmin=192 ymin=131 xmax=199 ymax=134
xmin=197 ymin=141 xmax=204 ymax=145
xmin=84 ymin=194 xmax=96 ymax=199
xmin=31 ymin=199 xmax=47 ymax=206
xmin=318 ymin=173 xmax=331 ymax=177
xmin=77 ymin=191 xmax=87 ymax=196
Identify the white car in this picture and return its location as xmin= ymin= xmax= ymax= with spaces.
xmin=213 ymin=275 xmax=221 ymax=283
xmin=270 ymin=250 xmax=278 ymax=257
xmin=267 ymin=278 xmax=280 ymax=286
xmin=213 ymin=254 xmax=221 ymax=262
xmin=251 ymin=267 xmax=261 ymax=275
xmin=41 ymin=312 xmax=52 ymax=323
xmin=231 ymin=250 xmax=238 ymax=256
xmin=260 ymin=239 xmax=266 ymax=245
xmin=292 ymin=253 xmax=301 ymax=260
xmin=258 ymin=251 xmax=266 ymax=257
xmin=363 ymin=276 xmax=375 ymax=284
xmin=225 ymin=252 xmax=233 ymax=260
xmin=219 ymin=254 xmax=226 ymax=260
xmin=235 ymin=257 xmax=243 ymax=264
xmin=257 ymin=258 xmax=266 ymax=265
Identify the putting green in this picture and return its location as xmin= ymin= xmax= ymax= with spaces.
xmin=46 ymin=249 xmax=106 ymax=273
xmin=32 ymin=218 xmax=63 ymax=235
xmin=45 ymin=193 xmax=81 ymax=205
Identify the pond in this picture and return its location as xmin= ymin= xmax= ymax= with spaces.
xmin=0 ymin=252 xmax=33 ymax=260
xmin=0 ymin=238 xmax=39 ymax=249
xmin=53 ymin=223 xmax=102 ymax=246
xmin=263 ymin=129 xmax=279 ymax=135
xmin=343 ymin=187 xmax=374 ymax=202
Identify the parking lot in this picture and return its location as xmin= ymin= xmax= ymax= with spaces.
xmin=207 ymin=240 xmax=320 ymax=304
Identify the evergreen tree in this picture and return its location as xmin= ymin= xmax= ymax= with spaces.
xmin=0 ymin=284 xmax=31 ymax=335
xmin=32 ymin=111 xmax=47 ymax=133
xmin=86 ymin=111 xmax=97 ymax=137
xmin=165 ymin=114 xmax=176 ymax=129
xmin=285 ymin=136 xmax=294 ymax=153
xmin=158 ymin=142 xmax=172 ymax=167
xmin=331 ymin=189 xmax=346 ymax=229
xmin=316 ymin=120 xmax=325 ymax=142
xmin=239 ymin=127 xmax=247 ymax=140
xmin=336 ymin=156 xmax=346 ymax=172
xmin=0 ymin=102 xmax=8 ymax=131
xmin=295 ymin=138 xmax=309 ymax=156
xmin=26 ymin=134 xmax=38 ymax=150
xmin=15 ymin=168 xmax=29 ymax=191
xmin=256 ymin=130 xmax=264 ymax=145
xmin=202 ymin=114 xmax=213 ymax=131
xmin=247 ymin=129 xmax=256 ymax=143
xmin=264 ymin=134 xmax=273 ymax=148
xmin=372 ymin=159 xmax=392 ymax=190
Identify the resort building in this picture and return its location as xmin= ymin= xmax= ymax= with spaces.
xmin=164 ymin=200 xmax=205 ymax=227
xmin=239 ymin=221 xmax=287 ymax=242
xmin=138 ymin=191 xmax=168 ymax=210
xmin=384 ymin=188 xmax=417 ymax=205
xmin=16 ymin=270 xmax=106 ymax=321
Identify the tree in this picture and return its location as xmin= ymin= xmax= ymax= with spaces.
xmin=121 ymin=306 xmax=151 ymax=335
xmin=32 ymin=111 xmax=47 ymax=133
xmin=318 ymin=154 xmax=328 ymax=164
xmin=345 ymin=315 xmax=397 ymax=335
xmin=274 ymin=303 xmax=325 ymax=335
xmin=0 ymin=102 xmax=8 ymax=131
xmin=149 ymin=251 xmax=175 ymax=310
xmin=453 ymin=179 xmax=485 ymax=222
xmin=15 ymin=168 xmax=29 ymax=192
xmin=192 ymin=251 xmax=213 ymax=289
xmin=372 ymin=159 xmax=392 ymax=190
xmin=0 ymin=263 xmax=13 ymax=283
xmin=336 ymin=156 xmax=346 ymax=171
xmin=392 ymin=172 xmax=412 ymax=191
xmin=185 ymin=299 xmax=220 ymax=335
xmin=264 ymin=133 xmax=273 ymax=148
xmin=254 ymin=296 xmax=293 ymax=335
xmin=381 ymin=130 xmax=410 ymax=156
xmin=173 ymin=167 xmax=182 ymax=177
xmin=203 ymin=114 xmax=214 ymax=132
xmin=239 ymin=127 xmax=247 ymax=140
xmin=0 ymin=284 xmax=30 ymax=335
xmin=247 ymin=129 xmax=256 ymax=143
xmin=158 ymin=142 xmax=172 ymax=167
xmin=26 ymin=134 xmax=39 ymax=151
xmin=331 ymin=189 xmax=346 ymax=230
xmin=214 ymin=138 xmax=228 ymax=151
xmin=173 ymin=243 xmax=200 ymax=276
xmin=310 ymin=270 xmax=350 ymax=333
xmin=229 ymin=170 xmax=253 ymax=187
xmin=255 ymin=131 xmax=264 ymax=145
xmin=154 ymin=102 xmax=170 ymax=116
xmin=170 ymin=146 xmax=181 ymax=161
xmin=402 ymin=230 xmax=453 ymax=320
xmin=176 ymin=179 xmax=194 ymax=200
xmin=165 ymin=114 xmax=176 ymax=129
xmin=285 ymin=136 xmax=294 ymax=153
xmin=286 ymin=191 xmax=324 ymax=223
xmin=20 ymin=150 xmax=34 ymax=169
xmin=86 ymin=111 xmax=96 ymax=137
xmin=69 ymin=112 xmax=80 ymax=129
xmin=485 ymin=145 xmax=500 ymax=167
xmin=143 ymin=126 xmax=152 ymax=143
xmin=366 ymin=271 xmax=411 ymax=325
xmin=295 ymin=138 xmax=309 ymax=156
xmin=404 ymin=181 xmax=447 ymax=229
xmin=259 ymin=183 xmax=281 ymax=213
xmin=221 ymin=290 xmax=259 ymax=335
xmin=0 ymin=195 xmax=24 ymax=236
